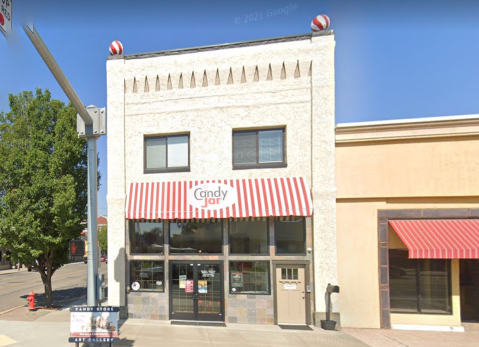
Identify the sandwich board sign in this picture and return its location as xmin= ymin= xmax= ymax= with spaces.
xmin=0 ymin=0 xmax=12 ymax=37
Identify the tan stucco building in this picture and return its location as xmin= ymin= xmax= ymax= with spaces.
xmin=336 ymin=115 xmax=479 ymax=331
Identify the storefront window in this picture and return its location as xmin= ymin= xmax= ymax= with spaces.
xmin=169 ymin=220 xmax=222 ymax=254
xmin=274 ymin=217 xmax=305 ymax=254
xmin=229 ymin=261 xmax=270 ymax=294
xmin=130 ymin=261 xmax=164 ymax=292
xmin=229 ymin=219 xmax=268 ymax=255
xmin=130 ymin=221 xmax=164 ymax=254
xmin=389 ymin=250 xmax=452 ymax=314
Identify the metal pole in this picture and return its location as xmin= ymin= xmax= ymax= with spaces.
xmin=23 ymin=23 xmax=103 ymax=307
xmin=22 ymin=24 xmax=92 ymax=126
xmin=87 ymin=137 xmax=99 ymax=306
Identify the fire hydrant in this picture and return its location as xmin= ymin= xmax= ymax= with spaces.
xmin=27 ymin=291 xmax=36 ymax=310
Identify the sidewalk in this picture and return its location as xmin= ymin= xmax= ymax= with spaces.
xmin=3 ymin=296 xmax=479 ymax=347
xmin=0 ymin=267 xmax=29 ymax=275
xmin=0 ymin=299 xmax=369 ymax=347
xmin=0 ymin=261 xmax=83 ymax=275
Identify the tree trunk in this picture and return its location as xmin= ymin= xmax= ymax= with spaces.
xmin=42 ymin=275 xmax=53 ymax=308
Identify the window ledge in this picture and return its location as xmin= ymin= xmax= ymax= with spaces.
xmin=233 ymin=163 xmax=287 ymax=170
xmin=144 ymin=168 xmax=190 ymax=174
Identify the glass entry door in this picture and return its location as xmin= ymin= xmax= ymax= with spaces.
xmin=170 ymin=261 xmax=223 ymax=321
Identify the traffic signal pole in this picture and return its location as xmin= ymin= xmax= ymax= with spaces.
xmin=23 ymin=24 xmax=106 ymax=307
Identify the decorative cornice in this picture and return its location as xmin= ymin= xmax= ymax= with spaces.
xmin=336 ymin=115 xmax=479 ymax=143
xmin=108 ymin=31 xmax=333 ymax=61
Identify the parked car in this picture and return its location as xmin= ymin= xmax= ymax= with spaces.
xmin=28 ymin=260 xmax=42 ymax=272
xmin=101 ymin=255 xmax=107 ymax=263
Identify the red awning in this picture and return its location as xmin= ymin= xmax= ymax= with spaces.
xmin=126 ymin=177 xmax=313 ymax=220
xmin=389 ymin=220 xmax=479 ymax=259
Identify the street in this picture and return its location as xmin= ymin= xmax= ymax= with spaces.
xmin=0 ymin=262 xmax=107 ymax=314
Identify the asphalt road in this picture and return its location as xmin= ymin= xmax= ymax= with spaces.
xmin=0 ymin=261 xmax=107 ymax=313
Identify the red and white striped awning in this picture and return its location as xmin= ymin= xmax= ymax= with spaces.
xmin=126 ymin=177 xmax=313 ymax=220
xmin=389 ymin=220 xmax=479 ymax=259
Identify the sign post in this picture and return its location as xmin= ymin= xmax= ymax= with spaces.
xmin=0 ymin=0 xmax=12 ymax=37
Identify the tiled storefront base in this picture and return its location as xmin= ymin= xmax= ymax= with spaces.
xmin=126 ymin=292 xmax=275 ymax=324
xmin=127 ymin=292 xmax=168 ymax=320
xmin=226 ymin=295 xmax=274 ymax=325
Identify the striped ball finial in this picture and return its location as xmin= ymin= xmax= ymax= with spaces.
xmin=311 ymin=14 xmax=330 ymax=32
xmin=109 ymin=40 xmax=123 ymax=55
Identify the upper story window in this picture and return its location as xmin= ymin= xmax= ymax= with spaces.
xmin=233 ymin=128 xmax=286 ymax=169
xmin=144 ymin=134 xmax=189 ymax=173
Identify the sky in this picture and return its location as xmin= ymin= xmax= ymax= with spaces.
xmin=1 ymin=0 xmax=478 ymax=217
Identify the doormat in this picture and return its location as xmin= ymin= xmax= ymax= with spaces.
xmin=171 ymin=321 xmax=226 ymax=327
xmin=278 ymin=325 xmax=313 ymax=331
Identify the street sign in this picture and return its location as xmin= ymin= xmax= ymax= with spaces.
xmin=0 ymin=0 xmax=12 ymax=37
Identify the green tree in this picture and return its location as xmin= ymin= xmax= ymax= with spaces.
xmin=0 ymin=89 xmax=95 ymax=308
xmin=98 ymin=225 xmax=108 ymax=255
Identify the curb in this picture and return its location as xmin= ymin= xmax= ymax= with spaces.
xmin=0 ymin=261 xmax=84 ymax=275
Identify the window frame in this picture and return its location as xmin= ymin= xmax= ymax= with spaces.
xmin=228 ymin=218 xmax=270 ymax=256
xmin=274 ymin=217 xmax=306 ymax=256
xmin=389 ymin=249 xmax=452 ymax=315
xmin=229 ymin=261 xmax=271 ymax=295
xmin=129 ymin=260 xmax=165 ymax=293
xmin=232 ymin=128 xmax=287 ymax=170
xmin=144 ymin=133 xmax=190 ymax=174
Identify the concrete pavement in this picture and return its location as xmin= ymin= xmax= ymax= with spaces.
xmin=2 ymin=268 xmax=479 ymax=347
xmin=4 ymin=302 xmax=479 ymax=347
xmin=0 ymin=301 xmax=369 ymax=347
xmin=1 ymin=266 xmax=369 ymax=347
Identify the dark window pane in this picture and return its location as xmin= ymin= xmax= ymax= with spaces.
xmin=171 ymin=264 xmax=194 ymax=314
xmin=389 ymin=250 xmax=419 ymax=313
xmin=233 ymin=132 xmax=257 ymax=164
xmin=419 ymin=259 xmax=451 ymax=314
xmin=230 ymin=261 xmax=270 ymax=294
xmin=389 ymin=250 xmax=452 ymax=314
xmin=130 ymin=261 xmax=164 ymax=292
xmin=169 ymin=220 xmax=222 ymax=254
xmin=275 ymin=218 xmax=305 ymax=254
xmin=130 ymin=221 xmax=164 ymax=254
xmin=145 ymin=137 xmax=166 ymax=169
xmin=259 ymin=130 xmax=283 ymax=163
xmin=229 ymin=219 xmax=268 ymax=254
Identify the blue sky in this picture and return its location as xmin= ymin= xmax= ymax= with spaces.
xmin=1 ymin=0 xmax=478 ymax=217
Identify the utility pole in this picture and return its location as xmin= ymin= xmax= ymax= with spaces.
xmin=23 ymin=24 xmax=106 ymax=307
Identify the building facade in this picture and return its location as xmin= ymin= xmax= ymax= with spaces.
xmin=106 ymin=32 xmax=338 ymax=325
xmin=336 ymin=115 xmax=479 ymax=331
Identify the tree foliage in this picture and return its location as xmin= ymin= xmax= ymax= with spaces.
xmin=98 ymin=225 xmax=108 ymax=255
xmin=0 ymin=89 xmax=92 ymax=307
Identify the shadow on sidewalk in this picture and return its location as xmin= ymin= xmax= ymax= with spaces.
xmin=19 ymin=286 xmax=87 ymax=309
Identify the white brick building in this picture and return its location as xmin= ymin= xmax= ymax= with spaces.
xmin=106 ymin=32 xmax=337 ymax=326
